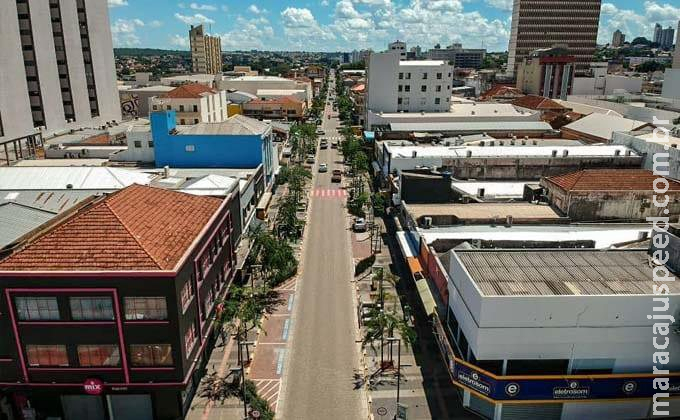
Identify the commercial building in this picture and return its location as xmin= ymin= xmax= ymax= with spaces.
xmin=426 ymin=44 xmax=487 ymax=69
xmin=612 ymin=128 xmax=680 ymax=180
xmin=118 ymin=86 xmax=175 ymax=119
xmin=150 ymin=84 xmax=228 ymax=125
xmin=0 ymin=0 xmax=121 ymax=143
xmin=366 ymin=52 xmax=454 ymax=119
xmin=507 ymin=0 xmax=602 ymax=76
xmin=437 ymin=247 xmax=679 ymax=419
xmin=541 ymin=169 xmax=680 ymax=222
xmin=516 ymin=47 xmax=575 ymax=99
xmin=0 ymin=185 xmax=240 ymax=420
xmin=242 ymin=96 xmax=307 ymax=121
xmin=611 ymin=30 xmax=625 ymax=47
xmin=561 ymin=113 xmax=650 ymax=143
xmin=189 ymin=24 xmax=222 ymax=75
xmin=151 ymin=111 xmax=277 ymax=183
xmin=216 ymin=76 xmax=312 ymax=107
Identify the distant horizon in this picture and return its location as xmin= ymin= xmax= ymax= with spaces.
xmin=108 ymin=1 xmax=680 ymax=53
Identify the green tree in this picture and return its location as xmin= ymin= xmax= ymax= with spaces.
xmin=248 ymin=227 xmax=298 ymax=285
xmin=362 ymin=306 xmax=416 ymax=361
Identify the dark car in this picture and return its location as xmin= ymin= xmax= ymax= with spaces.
xmin=331 ymin=169 xmax=342 ymax=183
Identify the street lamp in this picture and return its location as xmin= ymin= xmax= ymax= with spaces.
xmin=386 ymin=337 xmax=402 ymax=414
xmin=233 ymin=334 xmax=257 ymax=419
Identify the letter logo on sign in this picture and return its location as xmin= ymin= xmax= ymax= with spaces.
xmin=622 ymin=381 xmax=638 ymax=395
xmin=505 ymin=382 xmax=520 ymax=397
xmin=83 ymin=378 xmax=104 ymax=396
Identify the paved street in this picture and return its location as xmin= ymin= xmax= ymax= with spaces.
xmin=279 ymin=72 xmax=367 ymax=419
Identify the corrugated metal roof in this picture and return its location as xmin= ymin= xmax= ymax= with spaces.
xmin=456 ymin=250 xmax=679 ymax=296
xmin=388 ymin=144 xmax=637 ymax=158
xmin=0 ymin=203 xmax=56 ymax=248
xmin=178 ymin=114 xmax=270 ymax=136
xmin=389 ymin=121 xmax=552 ymax=132
xmin=0 ymin=167 xmax=155 ymax=190
xmin=0 ymin=190 xmax=94 ymax=213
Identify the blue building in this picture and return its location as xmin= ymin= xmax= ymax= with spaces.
xmin=151 ymin=111 xmax=277 ymax=182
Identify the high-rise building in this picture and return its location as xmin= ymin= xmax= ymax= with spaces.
xmin=426 ymin=44 xmax=487 ymax=69
xmin=507 ymin=0 xmax=602 ymax=76
xmin=516 ymin=47 xmax=575 ymax=100
xmin=0 ymin=0 xmax=121 ymax=143
xmin=659 ymin=25 xmax=676 ymax=49
xmin=653 ymin=23 xmax=663 ymax=45
xmin=189 ymin=24 xmax=222 ymax=74
xmin=674 ymin=22 xmax=680 ymax=69
xmin=611 ymin=30 xmax=625 ymax=47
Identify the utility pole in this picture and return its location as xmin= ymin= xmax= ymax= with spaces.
xmin=386 ymin=337 xmax=402 ymax=416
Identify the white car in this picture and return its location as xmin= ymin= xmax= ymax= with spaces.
xmin=353 ymin=218 xmax=368 ymax=232
xmin=319 ymin=163 xmax=328 ymax=173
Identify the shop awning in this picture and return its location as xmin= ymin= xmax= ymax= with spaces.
xmin=415 ymin=278 xmax=436 ymax=316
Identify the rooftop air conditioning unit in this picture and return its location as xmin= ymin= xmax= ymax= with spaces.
xmin=471 ymin=239 xmax=482 ymax=248
xmin=562 ymin=150 xmax=569 ymax=158
xmin=477 ymin=188 xmax=485 ymax=198
xmin=626 ymin=149 xmax=633 ymax=155
xmin=480 ymin=141 xmax=485 ymax=146
xmin=615 ymin=149 xmax=621 ymax=156
xmin=551 ymin=150 xmax=558 ymax=157
xmin=466 ymin=150 xmax=473 ymax=158
xmin=412 ymin=150 xmax=417 ymax=158
xmin=423 ymin=217 xmax=433 ymax=229
xmin=506 ymin=215 xmax=513 ymax=227
xmin=489 ymin=141 xmax=495 ymax=146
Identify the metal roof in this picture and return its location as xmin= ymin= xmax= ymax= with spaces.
xmin=0 ymin=190 xmax=94 ymax=213
xmin=389 ymin=121 xmax=553 ymax=132
xmin=0 ymin=167 xmax=155 ymax=191
xmin=387 ymin=144 xmax=636 ymax=159
xmin=455 ymin=249 xmax=679 ymax=296
xmin=563 ymin=113 xmax=648 ymax=140
xmin=178 ymin=115 xmax=270 ymax=136
xmin=0 ymin=202 xmax=56 ymax=248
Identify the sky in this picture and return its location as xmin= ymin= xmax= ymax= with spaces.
xmin=108 ymin=0 xmax=680 ymax=52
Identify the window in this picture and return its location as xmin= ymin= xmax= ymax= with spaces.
xmin=404 ymin=85 xmax=410 ymax=92
xmin=15 ymin=297 xmax=59 ymax=321
xmin=422 ymin=73 xmax=428 ymax=79
xmin=193 ymin=105 xmax=198 ymax=112
xmin=421 ymin=85 xmax=427 ymax=92
xmin=199 ymin=254 xmax=210 ymax=280
xmin=129 ymin=344 xmax=173 ymax=366
xmin=152 ymin=105 xmax=158 ymax=111
xmin=398 ymin=72 xmax=403 ymax=80
xmin=436 ymin=85 xmax=442 ymax=92
xmin=398 ymin=85 xmax=403 ymax=92
xmin=402 ymin=97 xmax=410 ymax=106
xmin=203 ymin=288 xmax=215 ymax=315
xmin=133 ymin=141 xmax=141 ymax=148
xmin=397 ymin=98 xmax=402 ymax=105
xmin=435 ymin=98 xmax=441 ymax=105
xmin=77 ymin=345 xmax=120 ymax=367
xmin=436 ymin=72 xmax=442 ymax=79
xmin=166 ymin=105 xmax=171 ymax=111
xmin=26 ymin=345 xmax=68 ymax=367
xmin=69 ymin=297 xmax=114 ymax=320
xmin=405 ymin=73 xmax=411 ymax=80
xmin=180 ymin=119 xmax=186 ymax=125
xmin=124 ymin=297 xmax=167 ymax=320
xmin=179 ymin=105 xmax=185 ymax=112
xmin=184 ymin=324 xmax=197 ymax=353
xmin=180 ymin=281 xmax=193 ymax=310
xmin=194 ymin=119 xmax=199 ymax=124
xmin=185 ymin=144 xmax=195 ymax=152
xmin=148 ymin=141 xmax=154 ymax=148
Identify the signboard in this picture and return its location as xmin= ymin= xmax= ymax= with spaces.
xmin=451 ymin=360 xmax=680 ymax=402
xmin=83 ymin=378 xmax=104 ymax=396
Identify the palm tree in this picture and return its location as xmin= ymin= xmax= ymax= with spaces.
xmin=362 ymin=306 xmax=415 ymax=370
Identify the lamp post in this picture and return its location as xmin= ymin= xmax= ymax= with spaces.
xmin=234 ymin=334 xmax=257 ymax=419
xmin=386 ymin=337 xmax=402 ymax=414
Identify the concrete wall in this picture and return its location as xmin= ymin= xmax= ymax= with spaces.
xmin=366 ymin=52 xmax=400 ymax=114
xmin=662 ymin=68 xmax=680 ymax=100
xmin=566 ymin=96 xmax=679 ymax=124
xmin=110 ymin=129 xmax=155 ymax=163
xmin=151 ymin=111 xmax=269 ymax=170
xmin=555 ymin=190 xmax=680 ymax=223
xmin=612 ymin=132 xmax=680 ymax=180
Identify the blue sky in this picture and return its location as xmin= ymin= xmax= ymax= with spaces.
xmin=108 ymin=0 xmax=680 ymax=52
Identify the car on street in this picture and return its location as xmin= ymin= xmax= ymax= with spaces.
xmin=319 ymin=163 xmax=328 ymax=172
xmin=306 ymin=154 xmax=315 ymax=164
xmin=320 ymin=140 xmax=328 ymax=149
xmin=353 ymin=218 xmax=368 ymax=232
xmin=331 ymin=141 xmax=338 ymax=149
xmin=316 ymin=129 xmax=325 ymax=135
xmin=331 ymin=169 xmax=342 ymax=183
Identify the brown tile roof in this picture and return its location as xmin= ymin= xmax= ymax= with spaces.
xmin=512 ymin=95 xmax=567 ymax=111
xmin=544 ymin=169 xmax=680 ymax=192
xmin=161 ymin=83 xmax=217 ymax=99
xmin=479 ymin=84 xmax=524 ymax=101
xmin=0 ymin=185 xmax=223 ymax=272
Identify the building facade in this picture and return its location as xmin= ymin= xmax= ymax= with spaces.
xmin=0 ymin=0 xmax=121 ymax=143
xmin=189 ymin=24 xmax=221 ymax=75
xmin=242 ymin=96 xmax=307 ymax=121
xmin=366 ymin=51 xmax=454 ymax=118
xmin=426 ymin=44 xmax=487 ymax=69
xmin=0 ymin=185 xmax=240 ymax=420
xmin=388 ymin=40 xmax=407 ymax=59
xmin=611 ymin=30 xmax=625 ymax=47
xmin=516 ymin=48 xmax=575 ymax=99
xmin=150 ymin=84 xmax=228 ymax=125
xmin=507 ymin=0 xmax=601 ymax=76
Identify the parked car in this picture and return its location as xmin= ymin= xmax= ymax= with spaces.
xmin=320 ymin=141 xmax=328 ymax=149
xmin=306 ymin=154 xmax=315 ymax=164
xmin=316 ymin=129 xmax=325 ymax=135
xmin=331 ymin=169 xmax=342 ymax=183
xmin=353 ymin=218 xmax=368 ymax=232
xmin=319 ymin=163 xmax=328 ymax=172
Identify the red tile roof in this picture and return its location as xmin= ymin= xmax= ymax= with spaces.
xmin=350 ymin=84 xmax=365 ymax=93
xmin=544 ymin=169 xmax=680 ymax=192
xmin=479 ymin=84 xmax=524 ymax=101
xmin=161 ymin=83 xmax=217 ymax=99
xmin=512 ymin=95 xmax=566 ymax=111
xmin=0 ymin=185 xmax=223 ymax=272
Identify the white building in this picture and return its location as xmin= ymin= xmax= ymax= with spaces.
xmin=216 ymin=76 xmax=313 ymax=107
xmin=366 ymin=52 xmax=454 ymax=124
xmin=388 ymin=40 xmax=407 ymax=59
xmin=0 ymin=0 xmax=121 ymax=142
xmin=662 ymin=22 xmax=680 ymax=99
xmin=150 ymin=84 xmax=228 ymax=125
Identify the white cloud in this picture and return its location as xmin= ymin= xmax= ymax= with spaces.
xmin=148 ymin=20 xmax=163 ymax=28
xmin=110 ymin=18 xmax=145 ymax=46
xmin=189 ymin=2 xmax=217 ymax=11
xmin=174 ymin=12 xmax=215 ymax=25
xmin=248 ymin=4 xmax=266 ymax=14
xmin=108 ymin=0 xmax=128 ymax=7
xmin=598 ymin=1 xmax=680 ymax=44
xmin=485 ymin=0 xmax=513 ymax=12
xmin=169 ymin=34 xmax=190 ymax=48
xmin=280 ymin=7 xmax=336 ymax=49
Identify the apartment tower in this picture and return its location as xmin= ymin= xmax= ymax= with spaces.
xmin=189 ymin=24 xmax=222 ymax=75
xmin=0 ymin=0 xmax=121 ymax=142
xmin=507 ymin=0 xmax=602 ymax=76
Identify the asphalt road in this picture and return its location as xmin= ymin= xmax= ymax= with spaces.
xmin=279 ymin=72 xmax=366 ymax=419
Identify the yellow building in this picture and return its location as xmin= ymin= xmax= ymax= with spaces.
xmin=189 ymin=24 xmax=222 ymax=74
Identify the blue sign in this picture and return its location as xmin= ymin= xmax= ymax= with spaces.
xmin=452 ymin=361 xmax=680 ymax=401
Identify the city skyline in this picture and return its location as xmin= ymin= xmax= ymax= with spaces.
xmin=109 ymin=0 xmax=680 ymax=52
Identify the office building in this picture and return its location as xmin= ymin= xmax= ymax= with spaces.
xmin=0 ymin=184 xmax=241 ymax=420
xmin=654 ymin=23 xmax=663 ymax=44
xmin=507 ymin=0 xmax=602 ymax=76
xmin=611 ymin=30 xmax=625 ymax=47
xmin=426 ymin=44 xmax=487 ymax=69
xmin=366 ymin=51 xmax=454 ymax=119
xmin=242 ymin=96 xmax=307 ymax=121
xmin=388 ymin=40 xmax=407 ymax=59
xmin=189 ymin=24 xmax=222 ymax=75
xmin=516 ymin=47 xmax=575 ymax=99
xmin=0 ymin=0 xmax=121 ymax=143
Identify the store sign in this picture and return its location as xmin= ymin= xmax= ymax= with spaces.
xmin=83 ymin=378 xmax=104 ymax=396
xmin=451 ymin=360 xmax=680 ymax=402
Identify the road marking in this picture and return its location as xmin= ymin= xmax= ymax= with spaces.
xmin=287 ymin=294 xmax=295 ymax=311
xmin=282 ymin=318 xmax=291 ymax=341
xmin=275 ymin=348 xmax=286 ymax=375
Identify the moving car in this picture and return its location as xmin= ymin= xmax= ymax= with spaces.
xmin=331 ymin=141 xmax=338 ymax=149
xmin=320 ymin=140 xmax=328 ymax=149
xmin=331 ymin=169 xmax=342 ymax=183
xmin=353 ymin=217 xmax=368 ymax=232
xmin=319 ymin=163 xmax=328 ymax=173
